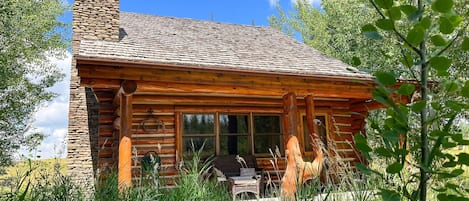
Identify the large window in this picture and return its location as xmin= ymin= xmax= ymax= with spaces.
xmin=181 ymin=113 xmax=283 ymax=156
xmin=182 ymin=114 xmax=215 ymax=157
xmin=302 ymin=115 xmax=327 ymax=153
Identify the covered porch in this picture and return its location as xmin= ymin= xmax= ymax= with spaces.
xmin=76 ymin=57 xmax=377 ymax=187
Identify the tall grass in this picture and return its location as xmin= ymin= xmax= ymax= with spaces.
xmin=0 ymin=159 xmax=84 ymax=201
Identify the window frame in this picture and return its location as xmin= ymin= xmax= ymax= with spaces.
xmin=181 ymin=113 xmax=216 ymax=157
xmin=180 ymin=112 xmax=283 ymax=157
xmin=251 ymin=114 xmax=284 ymax=156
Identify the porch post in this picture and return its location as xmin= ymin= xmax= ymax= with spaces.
xmin=282 ymin=92 xmax=301 ymax=147
xmin=118 ymin=80 xmax=137 ymax=188
xmin=305 ymin=95 xmax=320 ymax=156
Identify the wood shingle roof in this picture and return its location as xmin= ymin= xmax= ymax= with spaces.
xmin=77 ymin=12 xmax=371 ymax=78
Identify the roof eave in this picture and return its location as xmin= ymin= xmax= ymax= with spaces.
xmin=75 ymin=56 xmax=375 ymax=84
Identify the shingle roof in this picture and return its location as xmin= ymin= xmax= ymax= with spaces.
xmin=78 ymin=12 xmax=371 ymax=78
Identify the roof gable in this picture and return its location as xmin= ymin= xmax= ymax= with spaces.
xmin=77 ymin=12 xmax=371 ymax=78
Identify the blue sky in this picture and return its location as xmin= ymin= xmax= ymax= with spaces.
xmin=29 ymin=0 xmax=321 ymax=159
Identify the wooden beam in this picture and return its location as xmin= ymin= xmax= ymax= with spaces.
xmin=118 ymin=81 xmax=136 ymax=188
xmin=131 ymin=94 xmax=351 ymax=108
xmin=113 ymin=80 xmax=137 ymax=106
xmin=305 ymin=95 xmax=320 ymax=156
xmin=282 ymin=92 xmax=301 ymax=148
xmin=78 ymin=66 xmax=374 ymax=99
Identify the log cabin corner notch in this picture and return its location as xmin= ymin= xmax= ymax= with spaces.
xmin=68 ymin=0 xmax=384 ymax=188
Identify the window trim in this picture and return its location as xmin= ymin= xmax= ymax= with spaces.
xmin=180 ymin=112 xmax=283 ymax=157
xmin=181 ymin=113 xmax=216 ymax=157
xmin=252 ymin=114 xmax=283 ymax=156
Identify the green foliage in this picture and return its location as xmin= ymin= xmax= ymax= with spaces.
xmin=0 ymin=0 xmax=69 ymax=169
xmin=357 ymin=0 xmax=468 ymax=200
xmin=269 ymin=0 xmax=402 ymax=74
xmin=0 ymin=159 xmax=84 ymax=201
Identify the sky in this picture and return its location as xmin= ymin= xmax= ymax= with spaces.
xmin=29 ymin=0 xmax=321 ymax=159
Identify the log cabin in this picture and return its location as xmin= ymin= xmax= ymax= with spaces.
xmin=68 ymin=0 xmax=380 ymax=189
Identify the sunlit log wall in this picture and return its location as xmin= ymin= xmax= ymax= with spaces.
xmin=94 ymin=91 xmax=367 ymax=184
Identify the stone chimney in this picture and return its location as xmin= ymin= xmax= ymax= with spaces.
xmin=67 ymin=0 xmax=120 ymax=193
xmin=73 ymin=0 xmax=120 ymax=42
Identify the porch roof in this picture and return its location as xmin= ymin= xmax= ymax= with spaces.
xmin=77 ymin=12 xmax=372 ymax=79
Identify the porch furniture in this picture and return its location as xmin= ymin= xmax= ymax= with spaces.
xmin=212 ymin=155 xmax=265 ymax=199
xmin=212 ymin=155 xmax=263 ymax=177
xmin=229 ymin=175 xmax=261 ymax=200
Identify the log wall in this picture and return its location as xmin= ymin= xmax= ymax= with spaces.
xmin=94 ymin=91 xmax=366 ymax=185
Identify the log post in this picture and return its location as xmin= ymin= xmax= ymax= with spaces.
xmin=305 ymin=95 xmax=320 ymax=157
xmin=118 ymin=80 xmax=137 ymax=188
xmin=282 ymin=92 xmax=301 ymax=148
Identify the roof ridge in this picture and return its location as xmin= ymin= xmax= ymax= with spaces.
xmin=120 ymin=11 xmax=271 ymax=29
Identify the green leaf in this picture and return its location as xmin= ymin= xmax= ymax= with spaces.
xmin=439 ymin=17 xmax=455 ymax=34
xmin=462 ymin=81 xmax=469 ymax=98
xmin=444 ymin=81 xmax=458 ymax=93
xmin=411 ymin=101 xmax=426 ymax=112
xmin=442 ymin=141 xmax=457 ymax=149
xmin=352 ymin=56 xmax=361 ymax=66
xmin=354 ymin=134 xmax=372 ymax=153
xmin=437 ymin=193 xmax=449 ymax=201
xmin=374 ymin=0 xmax=393 ymax=9
xmin=429 ymin=56 xmax=452 ymax=73
xmin=450 ymin=169 xmax=464 ymax=177
xmin=386 ymin=162 xmax=404 ymax=174
xmin=383 ymin=130 xmax=400 ymax=143
xmin=356 ymin=163 xmax=371 ymax=175
xmin=376 ymin=19 xmax=395 ymax=30
xmin=381 ymin=189 xmax=401 ymax=201
xmin=376 ymin=71 xmax=396 ymax=86
xmin=463 ymin=37 xmax=469 ymax=51
xmin=407 ymin=26 xmax=425 ymax=46
xmin=431 ymin=35 xmax=447 ymax=46
xmin=356 ymin=142 xmax=372 ymax=153
xmin=398 ymin=83 xmax=415 ymax=96
xmin=419 ymin=17 xmax=431 ymax=29
xmin=457 ymin=153 xmax=469 ymax=166
xmin=387 ymin=7 xmax=402 ymax=20
xmin=376 ymin=147 xmax=393 ymax=157
xmin=362 ymin=24 xmax=382 ymax=40
xmin=401 ymin=53 xmax=414 ymax=68
xmin=400 ymin=5 xmax=417 ymax=16
xmin=442 ymin=161 xmax=457 ymax=168
xmin=432 ymin=0 xmax=454 ymax=13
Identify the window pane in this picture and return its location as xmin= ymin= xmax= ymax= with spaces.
xmin=219 ymin=114 xmax=248 ymax=134
xmin=183 ymin=137 xmax=215 ymax=157
xmin=183 ymin=114 xmax=214 ymax=134
xmin=219 ymin=135 xmax=249 ymax=155
xmin=219 ymin=114 xmax=249 ymax=155
xmin=253 ymin=116 xmax=280 ymax=133
xmin=253 ymin=115 xmax=282 ymax=154
xmin=254 ymin=135 xmax=282 ymax=154
xmin=303 ymin=116 xmax=327 ymax=152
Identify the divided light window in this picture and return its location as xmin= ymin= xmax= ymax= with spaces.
xmin=182 ymin=114 xmax=215 ymax=157
xmin=253 ymin=115 xmax=283 ymax=155
xmin=182 ymin=113 xmax=283 ymax=156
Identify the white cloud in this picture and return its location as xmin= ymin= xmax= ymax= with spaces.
xmin=268 ymin=0 xmax=279 ymax=7
xmin=291 ymin=0 xmax=322 ymax=7
xmin=19 ymin=51 xmax=71 ymax=159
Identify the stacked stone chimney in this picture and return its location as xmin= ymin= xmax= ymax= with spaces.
xmin=68 ymin=0 xmax=120 ymax=193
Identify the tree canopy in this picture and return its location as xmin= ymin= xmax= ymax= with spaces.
xmin=0 ymin=0 xmax=69 ymax=170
